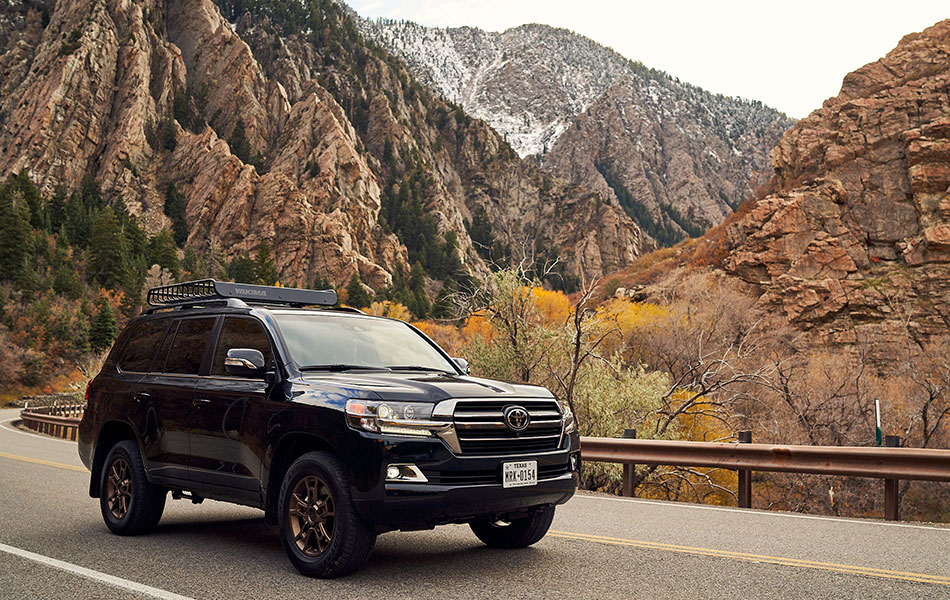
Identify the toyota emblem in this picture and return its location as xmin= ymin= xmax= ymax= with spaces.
xmin=504 ymin=405 xmax=530 ymax=432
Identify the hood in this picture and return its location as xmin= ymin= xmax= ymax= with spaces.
xmin=295 ymin=371 xmax=553 ymax=403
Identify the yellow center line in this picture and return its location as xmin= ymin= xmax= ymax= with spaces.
xmin=549 ymin=530 xmax=950 ymax=586
xmin=0 ymin=451 xmax=88 ymax=473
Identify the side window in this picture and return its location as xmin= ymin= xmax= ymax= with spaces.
xmin=212 ymin=317 xmax=274 ymax=376
xmin=118 ymin=320 xmax=170 ymax=372
xmin=163 ymin=318 xmax=217 ymax=375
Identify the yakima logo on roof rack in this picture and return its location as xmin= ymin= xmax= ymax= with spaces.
xmin=233 ymin=287 xmax=267 ymax=297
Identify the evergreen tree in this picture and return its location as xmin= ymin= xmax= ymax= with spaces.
xmin=163 ymin=183 xmax=189 ymax=246
xmin=89 ymin=298 xmax=117 ymax=352
xmin=182 ymin=246 xmax=199 ymax=280
xmin=253 ymin=241 xmax=279 ymax=285
xmin=228 ymin=252 xmax=256 ymax=283
xmin=12 ymin=170 xmax=44 ymax=229
xmin=46 ymin=185 xmax=68 ymax=233
xmin=146 ymin=228 xmax=180 ymax=280
xmin=88 ymin=207 xmax=129 ymax=290
xmin=0 ymin=183 xmax=32 ymax=281
xmin=231 ymin=119 xmax=251 ymax=164
xmin=345 ymin=271 xmax=371 ymax=309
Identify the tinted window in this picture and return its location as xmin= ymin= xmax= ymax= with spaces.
xmin=212 ymin=318 xmax=273 ymax=376
xmin=118 ymin=320 xmax=170 ymax=372
xmin=162 ymin=318 xmax=216 ymax=375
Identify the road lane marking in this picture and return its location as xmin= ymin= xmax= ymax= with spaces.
xmin=549 ymin=530 xmax=950 ymax=586
xmin=572 ymin=493 xmax=950 ymax=532
xmin=0 ymin=451 xmax=87 ymax=473
xmin=0 ymin=542 xmax=195 ymax=599
xmin=0 ymin=417 xmax=75 ymax=444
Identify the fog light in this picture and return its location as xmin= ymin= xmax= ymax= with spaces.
xmin=385 ymin=463 xmax=428 ymax=483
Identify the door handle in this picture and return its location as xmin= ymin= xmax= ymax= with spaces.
xmin=133 ymin=392 xmax=150 ymax=404
xmin=192 ymin=398 xmax=212 ymax=409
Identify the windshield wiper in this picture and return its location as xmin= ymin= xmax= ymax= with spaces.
xmin=387 ymin=365 xmax=456 ymax=375
xmin=299 ymin=364 xmax=391 ymax=372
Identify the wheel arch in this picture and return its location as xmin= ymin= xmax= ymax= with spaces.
xmin=89 ymin=420 xmax=141 ymax=498
xmin=264 ymin=432 xmax=340 ymax=524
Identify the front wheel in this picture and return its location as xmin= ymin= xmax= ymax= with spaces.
xmin=99 ymin=440 xmax=166 ymax=535
xmin=277 ymin=451 xmax=376 ymax=578
xmin=470 ymin=507 xmax=555 ymax=548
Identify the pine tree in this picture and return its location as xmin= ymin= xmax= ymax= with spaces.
xmin=89 ymin=298 xmax=117 ymax=352
xmin=253 ymin=241 xmax=279 ymax=285
xmin=228 ymin=252 xmax=256 ymax=283
xmin=146 ymin=229 xmax=181 ymax=280
xmin=88 ymin=207 xmax=129 ymax=291
xmin=182 ymin=246 xmax=199 ymax=280
xmin=231 ymin=119 xmax=251 ymax=164
xmin=47 ymin=185 xmax=68 ymax=233
xmin=345 ymin=271 xmax=371 ymax=309
xmin=0 ymin=183 xmax=32 ymax=281
xmin=163 ymin=183 xmax=188 ymax=246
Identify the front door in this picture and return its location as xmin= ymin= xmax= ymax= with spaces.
xmin=189 ymin=316 xmax=274 ymax=493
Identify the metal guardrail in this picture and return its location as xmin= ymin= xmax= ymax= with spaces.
xmin=19 ymin=405 xmax=84 ymax=441
xmin=16 ymin=406 xmax=948 ymax=521
xmin=580 ymin=434 xmax=950 ymax=521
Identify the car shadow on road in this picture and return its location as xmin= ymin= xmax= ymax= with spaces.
xmin=146 ymin=514 xmax=557 ymax=582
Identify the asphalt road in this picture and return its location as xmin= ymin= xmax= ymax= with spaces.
xmin=1 ymin=407 xmax=948 ymax=599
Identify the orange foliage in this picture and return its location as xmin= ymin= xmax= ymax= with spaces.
xmin=530 ymin=287 xmax=571 ymax=326
xmin=412 ymin=321 xmax=464 ymax=356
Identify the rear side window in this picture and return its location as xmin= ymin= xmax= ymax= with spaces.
xmin=211 ymin=317 xmax=274 ymax=376
xmin=162 ymin=318 xmax=217 ymax=375
xmin=118 ymin=320 xmax=170 ymax=372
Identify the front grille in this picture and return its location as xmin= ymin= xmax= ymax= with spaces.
xmin=453 ymin=399 xmax=563 ymax=455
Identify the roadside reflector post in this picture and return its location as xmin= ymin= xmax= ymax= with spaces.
xmin=621 ymin=429 xmax=637 ymax=497
xmin=884 ymin=435 xmax=901 ymax=521
xmin=737 ymin=430 xmax=752 ymax=509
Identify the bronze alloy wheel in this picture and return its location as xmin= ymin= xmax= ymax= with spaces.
xmin=288 ymin=475 xmax=336 ymax=557
xmin=106 ymin=457 xmax=132 ymax=519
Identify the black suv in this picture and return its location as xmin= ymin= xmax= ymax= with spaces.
xmin=79 ymin=280 xmax=579 ymax=577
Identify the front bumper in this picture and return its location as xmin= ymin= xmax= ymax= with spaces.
xmin=349 ymin=431 xmax=580 ymax=530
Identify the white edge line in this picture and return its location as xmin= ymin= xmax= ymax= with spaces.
xmin=0 ymin=542 xmax=195 ymax=600
xmin=0 ymin=417 xmax=75 ymax=444
xmin=572 ymin=492 xmax=950 ymax=532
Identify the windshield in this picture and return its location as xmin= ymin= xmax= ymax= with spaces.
xmin=273 ymin=313 xmax=456 ymax=373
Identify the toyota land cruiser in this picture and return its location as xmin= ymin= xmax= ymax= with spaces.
xmin=78 ymin=280 xmax=579 ymax=577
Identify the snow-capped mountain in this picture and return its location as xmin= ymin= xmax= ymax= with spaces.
xmin=359 ymin=16 xmax=794 ymax=241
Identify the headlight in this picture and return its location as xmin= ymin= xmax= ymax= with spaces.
xmin=345 ymin=399 xmax=448 ymax=437
xmin=559 ymin=399 xmax=576 ymax=434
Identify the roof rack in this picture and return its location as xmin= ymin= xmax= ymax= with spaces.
xmin=146 ymin=279 xmax=338 ymax=310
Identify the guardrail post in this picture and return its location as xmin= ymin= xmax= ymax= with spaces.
xmin=737 ymin=431 xmax=752 ymax=509
xmin=622 ymin=429 xmax=637 ymax=497
xmin=884 ymin=435 xmax=901 ymax=521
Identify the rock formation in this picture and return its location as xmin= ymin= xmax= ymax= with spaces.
xmin=721 ymin=19 xmax=950 ymax=358
xmin=0 ymin=0 xmax=644 ymax=292
xmin=360 ymin=17 xmax=793 ymax=242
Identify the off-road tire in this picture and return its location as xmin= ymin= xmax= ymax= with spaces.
xmin=277 ymin=451 xmax=376 ymax=578
xmin=470 ymin=506 xmax=555 ymax=548
xmin=99 ymin=440 xmax=166 ymax=535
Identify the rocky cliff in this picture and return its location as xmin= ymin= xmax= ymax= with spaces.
xmin=359 ymin=17 xmax=793 ymax=243
xmin=0 ymin=0 xmax=643 ymax=295
xmin=720 ymin=19 xmax=950 ymax=357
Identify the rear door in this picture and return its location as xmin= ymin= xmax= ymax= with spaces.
xmin=139 ymin=316 xmax=217 ymax=483
xmin=115 ymin=318 xmax=171 ymax=470
xmin=189 ymin=316 xmax=275 ymax=494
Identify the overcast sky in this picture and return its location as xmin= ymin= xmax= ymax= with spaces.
xmin=347 ymin=1 xmax=948 ymax=118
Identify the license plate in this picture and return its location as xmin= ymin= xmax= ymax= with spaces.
xmin=502 ymin=460 xmax=538 ymax=488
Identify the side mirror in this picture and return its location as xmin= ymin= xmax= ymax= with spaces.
xmin=452 ymin=357 xmax=471 ymax=375
xmin=225 ymin=348 xmax=266 ymax=377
